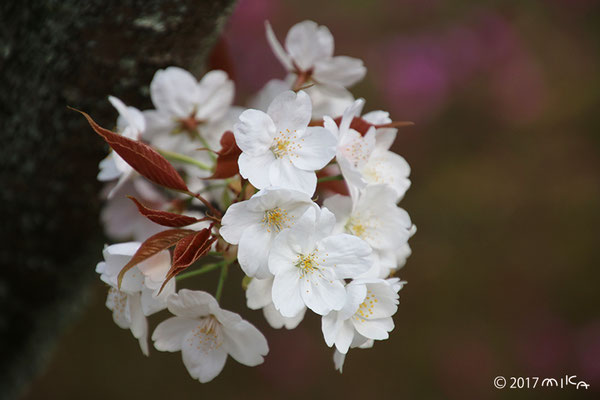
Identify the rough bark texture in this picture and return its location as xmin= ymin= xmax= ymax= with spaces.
xmin=0 ymin=1 xmax=235 ymax=398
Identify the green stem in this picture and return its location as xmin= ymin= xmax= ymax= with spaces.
xmin=175 ymin=261 xmax=223 ymax=281
xmin=196 ymin=133 xmax=217 ymax=162
xmin=158 ymin=149 xmax=212 ymax=171
xmin=215 ymin=259 xmax=234 ymax=302
xmin=318 ymin=174 xmax=344 ymax=183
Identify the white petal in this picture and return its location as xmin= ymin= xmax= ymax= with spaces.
xmin=285 ymin=20 xmax=333 ymax=71
xmin=322 ymin=195 xmax=352 ymax=233
xmin=267 ymin=90 xmax=312 ymax=133
xmin=307 ymin=84 xmax=355 ymax=119
xmin=220 ymin=201 xmax=262 ymax=245
xmin=265 ymin=21 xmax=293 ymax=71
xmin=136 ymin=249 xmax=171 ymax=284
xmin=263 ymin=303 xmax=305 ymax=329
xmin=364 ymin=281 xmax=399 ymax=319
xmin=333 ymin=349 xmax=346 ymax=373
xmin=300 ymin=271 xmax=346 ymax=315
xmin=237 ymin=224 xmax=274 ymax=279
xmin=334 ymin=320 xmax=356 ymax=354
xmin=141 ymin=278 xmax=174 ymax=316
xmin=109 ymin=96 xmax=145 ymax=133
xmin=269 ymin=158 xmax=316 ymax=196
xmin=291 ymin=126 xmax=336 ymax=171
xmin=238 ymin=151 xmax=276 ymax=189
xmin=167 ymin=289 xmax=216 ymax=319
xmin=152 ymin=316 xmax=197 ymax=352
xmin=221 ymin=320 xmax=269 ymax=366
xmin=234 ymin=109 xmax=276 ymax=155
xmin=353 ymin=317 xmax=394 ymax=340
xmin=271 ymin=269 xmax=304 ymax=318
xmin=246 ymin=277 xmax=274 ymax=310
xmin=313 ymin=56 xmax=366 ymax=87
xmin=361 ymin=150 xmax=411 ymax=202
xmin=142 ymin=109 xmax=177 ymax=141
xmin=106 ymin=288 xmax=130 ymax=329
xmin=318 ymin=234 xmax=372 ymax=279
xmin=339 ymin=283 xmax=367 ymax=320
xmin=97 ymin=155 xmax=121 ymax=181
xmin=314 ymin=207 xmax=337 ymax=239
xmin=128 ymin=293 xmax=149 ymax=356
xmin=150 ymin=67 xmax=198 ymax=117
xmin=181 ymin=330 xmax=228 ymax=383
xmin=250 ymin=78 xmax=290 ymax=112
xmin=268 ymin=229 xmax=302 ymax=276
xmin=195 ymin=70 xmax=234 ymax=122
xmin=321 ymin=311 xmax=341 ymax=347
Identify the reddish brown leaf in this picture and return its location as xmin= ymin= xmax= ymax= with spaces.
xmin=128 ymin=196 xmax=208 ymax=227
xmin=159 ymin=229 xmax=217 ymax=292
xmin=117 ymin=228 xmax=195 ymax=288
xmin=205 ymin=130 xmax=241 ymax=179
xmin=71 ymin=108 xmax=189 ymax=192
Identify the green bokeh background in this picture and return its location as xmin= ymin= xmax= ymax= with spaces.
xmin=22 ymin=0 xmax=600 ymax=399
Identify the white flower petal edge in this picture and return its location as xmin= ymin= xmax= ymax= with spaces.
xmin=152 ymin=289 xmax=269 ymax=383
xmin=269 ymin=207 xmax=372 ymax=317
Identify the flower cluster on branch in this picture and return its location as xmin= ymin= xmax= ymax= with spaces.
xmin=80 ymin=20 xmax=416 ymax=382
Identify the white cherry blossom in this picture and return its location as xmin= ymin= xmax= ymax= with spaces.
xmin=220 ymin=187 xmax=318 ymax=279
xmin=246 ymin=276 xmax=306 ymax=329
xmin=265 ymin=20 xmax=366 ymax=91
xmin=357 ymin=110 xmax=411 ymax=201
xmin=96 ymin=242 xmax=174 ymax=355
xmin=143 ymin=67 xmax=234 ymax=169
xmin=323 ymin=99 xmax=376 ymax=198
xmin=321 ymin=278 xmax=399 ymax=354
xmin=323 ymin=184 xmax=414 ymax=253
xmin=98 ymin=96 xmax=146 ymax=198
xmin=268 ymin=207 xmax=372 ymax=317
xmin=152 ymin=290 xmax=268 ymax=383
xmin=234 ymin=90 xmax=336 ymax=195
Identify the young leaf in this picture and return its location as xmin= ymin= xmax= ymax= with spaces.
xmin=71 ymin=108 xmax=189 ymax=192
xmin=128 ymin=196 xmax=209 ymax=227
xmin=205 ymin=130 xmax=241 ymax=179
xmin=159 ymin=230 xmax=218 ymax=292
xmin=117 ymin=228 xmax=195 ymax=288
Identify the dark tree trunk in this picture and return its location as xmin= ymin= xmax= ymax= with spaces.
xmin=0 ymin=1 xmax=235 ymax=398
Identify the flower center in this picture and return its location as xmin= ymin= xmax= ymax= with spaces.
xmin=188 ymin=315 xmax=222 ymax=353
xmin=345 ymin=216 xmax=369 ymax=239
xmin=295 ymin=252 xmax=320 ymax=275
xmin=270 ymin=130 xmax=301 ymax=159
xmin=108 ymin=287 xmax=128 ymax=316
xmin=355 ymin=289 xmax=377 ymax=321
xmin=262 ymin=207 xmax=289 ymax=233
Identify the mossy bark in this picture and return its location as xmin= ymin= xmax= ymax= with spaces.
xmin=0 ymin=1 xmax=235 ymax=398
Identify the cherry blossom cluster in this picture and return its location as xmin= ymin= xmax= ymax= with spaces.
xmin=88 ymin=20 xmax=416 ymax=383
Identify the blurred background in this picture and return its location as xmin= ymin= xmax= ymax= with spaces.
xmin=21 ymin=0 xmax=600 ymax=398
